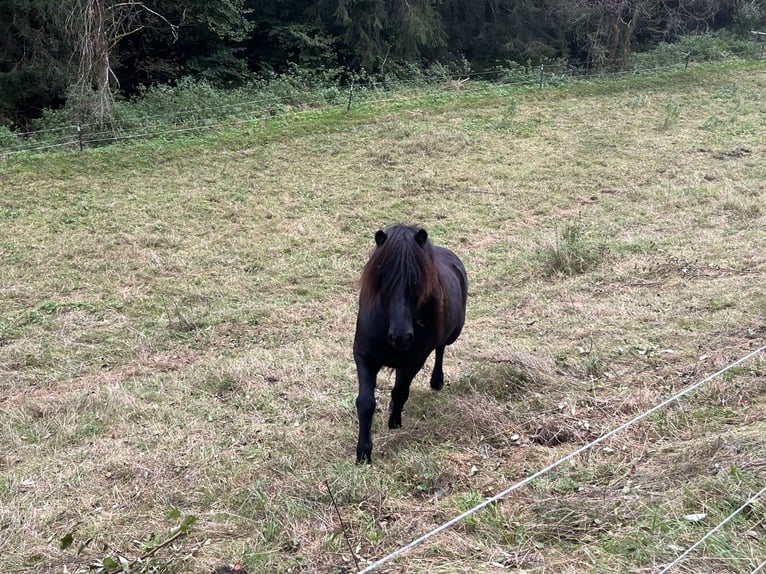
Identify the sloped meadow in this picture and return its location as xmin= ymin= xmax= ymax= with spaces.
xmin=1 ymin=62 xmax=765 ymax=573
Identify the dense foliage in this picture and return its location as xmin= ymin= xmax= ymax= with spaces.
xmin=1 ymin=0 xmax=765 ymax=126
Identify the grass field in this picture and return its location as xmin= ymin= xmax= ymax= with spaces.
xmin=1 ymin=61 xmax=765 ymax=574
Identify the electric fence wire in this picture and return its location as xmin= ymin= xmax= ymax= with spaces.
xmin=356 ymin=343 xmax=766 ymax=574
xmin=5 ymin=53 xmax=757 ymax=156
xmin=77 ymin=92 xmax=416 ymax=147
xmin=657 ymin=483 xmax=766 ymax=573
xmin=1 ymin=87 xmax=453 ymax=155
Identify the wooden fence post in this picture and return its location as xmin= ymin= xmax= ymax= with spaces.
xmin=346 ymin=82 xmax=354 ymax=112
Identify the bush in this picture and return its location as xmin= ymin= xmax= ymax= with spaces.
xmin=0 ymin=125 xmax=20 ymax=152
xmin=498 ymin=61 xmax=539 ymax=86
xmin=626 ymin=31 xmax=760 ymax=72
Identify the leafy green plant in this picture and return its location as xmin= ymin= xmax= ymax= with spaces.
xmin=60 ymin=510 xmax=197 ymax=574
xmin=0 ymin=124 xmax=19 ymax=150
xmin=454 ymin=490 xmax=483 ymax=530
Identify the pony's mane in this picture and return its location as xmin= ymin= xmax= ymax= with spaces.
xmin=359 ymin=225 xmax=443 ymax=308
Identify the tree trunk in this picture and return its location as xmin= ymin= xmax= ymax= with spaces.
xmin=90 ymin=0 xmax=112 ymax=124
xmin=68 ymin=0 xmax=114 ymax=127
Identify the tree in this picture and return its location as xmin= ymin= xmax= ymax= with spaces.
xmin=247 ymin=0 xmax=338 ymax=73
xmin=439 ymin=0 xmax=571 ymax=66
xmin=66 ymin=0 xmax=179 ymax=125
xmin=110 ymin=0 xmax=254 ymax=91
xmin=561 ymin=0 xmax=758 ymax=68
xmin=310 ymin=0 xmax=447 ymax=69
xmin=0 ymin=0 xmax=76 ymax=125
xmin=559 ymin=0 xmax=652 ymax=68
xmin=68 ymin=0 xmax=112 ymax=124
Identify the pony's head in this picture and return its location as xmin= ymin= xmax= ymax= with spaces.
xmin=360 ymin=225 xmax=442 ymax=351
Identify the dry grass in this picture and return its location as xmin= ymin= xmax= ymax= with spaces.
xmin=1 ymin=62 xmax=766 ymax=573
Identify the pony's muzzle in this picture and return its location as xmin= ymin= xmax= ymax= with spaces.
xmin=388 ymin=330 xmax=414 ymax=350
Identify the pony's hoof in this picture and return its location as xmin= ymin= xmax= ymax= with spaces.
xmin=356 ymin=452 xmax=372 ymax=465
xmin=388 ymin=416 xmax=402 ymax=429
xmin=430 ymin=375 xmax=444 ymax=391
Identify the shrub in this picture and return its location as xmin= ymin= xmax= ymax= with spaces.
xmin=0 ymin=125 xmax=20 ymax=152
xmin=626 ymin=31 xmax=760 ymax=72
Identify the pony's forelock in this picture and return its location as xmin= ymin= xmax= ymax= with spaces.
xmin=359 ymin=225 xmax=442 ymax=308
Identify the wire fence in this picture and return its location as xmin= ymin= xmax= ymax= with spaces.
xmin=658 ymin=483 xmax=766 ymax=573
xmin=356 ymin=344 xmax=766 ymax=574
xmin=2 ymin=41 xmax=764 ymax=158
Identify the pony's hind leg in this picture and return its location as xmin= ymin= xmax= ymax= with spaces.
xmin=388 ymin=367 xmax=418 ymax=429
xmin=430 ymin=345 xmax=446 ymax=390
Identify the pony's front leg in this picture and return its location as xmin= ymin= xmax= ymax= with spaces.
xmin=388 ymin=367 xmax=418 ymax=429
xmin=355 ymin=357 xmax=379 ymax=464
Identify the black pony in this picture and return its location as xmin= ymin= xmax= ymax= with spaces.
xmin=353 ymin=225 xmax=468 ymax=463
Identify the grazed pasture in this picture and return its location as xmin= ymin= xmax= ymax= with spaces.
xmin=1 ymin=62 xmax=765 ymax=573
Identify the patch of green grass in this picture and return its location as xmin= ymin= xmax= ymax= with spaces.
xmin=706 ymin=295 xmax=736 ymax=312
xmin=612 ymin=237 xmax=658 ymax=255
xmin=454 ymin=363 xmax=538 ymax=400
xmin=702 ymin=113 xmax=721 ymax=130
xmin=454 ymin=490 xmax=484 ymax=530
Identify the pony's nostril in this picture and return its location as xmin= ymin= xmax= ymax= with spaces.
xmin=388 ymin=332 xmax=413 ymax=348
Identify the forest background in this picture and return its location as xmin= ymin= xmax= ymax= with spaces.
xmin=3 ymin=0 xmax=766 ymax=132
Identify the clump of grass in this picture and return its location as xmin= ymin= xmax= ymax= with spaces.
xmin=449 ymin=350 xmax=553 ymax=420
xmin=721 ymin=195 xmax=762 ymax=220
xmin=660 ymin=99 xmax=681 ymax=130
xmin=702 ymin=113 xmax=720 ymax=131
xmin=538 ymin=222 xmax=605 ymax=277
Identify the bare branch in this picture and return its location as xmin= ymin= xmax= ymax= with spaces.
xmin=110 ymin=2 xmax=179 ymax=42
xmin=66 ymin=0 xmax=180 ymax=127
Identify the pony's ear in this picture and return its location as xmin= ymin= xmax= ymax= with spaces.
xmin=374 ymin=230 xmax=387 ymax=246
xmin=414 ymin=228 xmax=428 ymax=247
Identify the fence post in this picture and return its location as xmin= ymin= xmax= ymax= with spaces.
xmin=539 ymin=64 xmax=544 ymax=88
xmin=751 ymin=31 xmax=766 ymax=58
xmin=77 ymin=124 xmax=83 ymax=152
xmin=684 ymin=52 xmax=690 ymax=71
xmin=346 ymin=82 xmax=354 ymax=112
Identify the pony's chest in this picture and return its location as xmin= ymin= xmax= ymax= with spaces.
xmin=354 ymin=312 xmax=434 ymax=366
